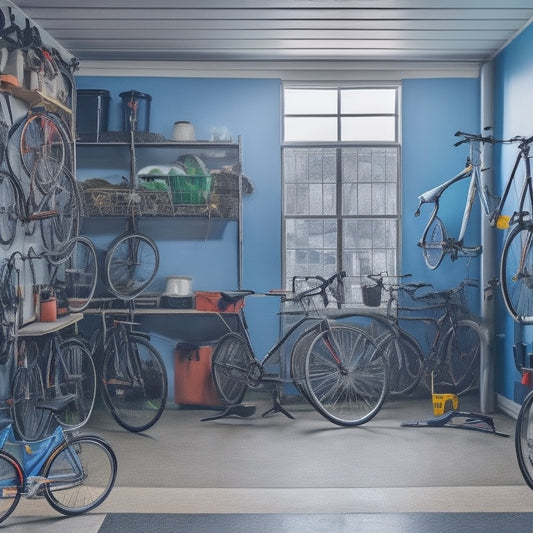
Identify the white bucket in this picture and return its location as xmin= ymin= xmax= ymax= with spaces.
xmin=163 ymin=276 xmax=192 ymax=296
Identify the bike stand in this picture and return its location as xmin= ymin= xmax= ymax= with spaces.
xmin=401 ymin=410 xmax=509 ymax=437
xmin=262 ymin=390 xmax=295 ymax=420
xmin=201 ymin=404 xmax=257 ymax=422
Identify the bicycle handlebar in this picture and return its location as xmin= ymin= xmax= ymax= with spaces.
xmin=289 ymin=271 xmax=346 ymax=306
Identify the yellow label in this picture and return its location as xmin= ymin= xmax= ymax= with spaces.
xmin=496 ymin=215 xmax=511 ymax=229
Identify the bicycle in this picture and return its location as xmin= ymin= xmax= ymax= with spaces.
xmin=88 ymin=305 xmax=167 ymax=433
xmin=345 ymin=273 xmax=483 ymax=397
xmin=0 ymin=418 xmax=116 ymax=525
xmin=415 ymin=131 xmax=533 ymax=322
xmin=0 ymin=101 xmax=79 ymax=250
xmin=206 ymin=271 xmax=388 ymax=427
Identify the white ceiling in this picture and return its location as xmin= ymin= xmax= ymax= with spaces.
xmin=8 ymin=0 xmax=533 ymax=79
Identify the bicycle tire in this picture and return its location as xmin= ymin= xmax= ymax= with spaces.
xmin=437 ymin=319 xmax=482 ymax=395
xmin=0 ymin=450 xmax=23 ymax=524
xmin=501 ymin=223 xmax=533 ymax=322
xmin=383 ymin=330 xmax=425 ymax=397
xmin=290 ymin=329 xmax=320 ymax=402
xmin=420 ymin=216 xmax=446 ymax=270
xmin=39 ymin=168 xmax=80 ymax=253
xmin=104 ymin=232 xmax=159 ymax=299
xmin=19 ymin=111 xmax=72 ymax=195
xmin=12 ymin=362 xmax=49 ymax=441
xmin=304 ymin=323 xmax=387 ymax=426
xmin=43 ymin=434 xmax=117 ymax=515
xmin=211 ymin=332 xmax=254 ymax=405
xmin=45 ymin=337 xmax=96 ymax=430
xmin=515 ymin=389 xmax=533 ymax=490
xmin=0 ymin=172 xmax=18 ymax=247
xmin=101 ymin=334 xmax=167 ymax=432
xmin=50 ymin=236 xmax=98 ymax=312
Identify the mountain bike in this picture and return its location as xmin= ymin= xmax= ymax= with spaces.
xmin=0 ymin=420 xmax=116 ymax=525
xmin=206 ymin=271 xmax=388 ymax=427
xmin=89 ymin=306 xmax=167 ymax=433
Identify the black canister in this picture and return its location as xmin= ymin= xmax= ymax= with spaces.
xmin=119 ymin=90 xmax=152 ymax=132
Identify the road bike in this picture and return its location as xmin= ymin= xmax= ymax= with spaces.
xmin=415 ymin=131 xmax=533 ymax=322
xmin=206 ymin=271 xmax=388 ymax=427
xmin=0 ymin=419 xmax=116 ymax=524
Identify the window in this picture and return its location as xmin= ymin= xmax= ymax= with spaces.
xmin=282 ymin=86 xmax=400 ymax=306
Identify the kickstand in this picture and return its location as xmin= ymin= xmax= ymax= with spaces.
xmin=262 ymin=390 xmax=295 ymax=419
xmin=201 ymin=404 xmax=256 ymax=422
xmin=401 ymin=410 xmax=509 ymax=437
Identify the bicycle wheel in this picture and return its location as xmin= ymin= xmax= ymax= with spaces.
xmin=211 ymin=332 xmax=254 ymax=405
xmin=420 ymin=216 xmax=446 ymax=270
xmin=501 ymin=223 xmax=533 ymax=322
xmin=50 ymin=236 xmax=98 ymax=312
xmin=101 ymin=334 xmax=167 ymax=432
xmin=104 ymin=232 xmax=159 ymax=299
xmin=290 ymin=329 xmax=320 ymax=402
xmin=0 ymin=172 xmax=18 ymax=247
xmin=304 ymin=323 xmax=387 ymax=426
xmin=45 ymin=338 xmax=96 ymax=430
xmin=12 ymin=351 xmax=49 ymax=441
xmin=384 ymin=331 xmax=425 ymax=397
xmin=39 ymin=168 xmax=80 ymax=252
xmin=0 ymin=450 xmax=23 ymax=524
xmin=19 ymin=111 xmax=72 ymax=194
xmin=516 ymin=390 xmax=533 ymax=489
xmin=43 ymin=434 xmax=117 ymax=516
xmin=436 ymin=319 xmax=482 ymax=395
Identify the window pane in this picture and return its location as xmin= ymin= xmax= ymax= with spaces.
xmin=285 ymin=117 xmax=337 ymax=142
xmin=284 ymin=89 xmax=337 ymax=115
xmin=341 ymin=116 xmax=396 ymax=142
xmin=341 ymin=88 xmax=396 ymax=114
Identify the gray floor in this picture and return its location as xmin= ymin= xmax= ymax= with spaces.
xmin=5 ymin=392 xmax=533 ymax=532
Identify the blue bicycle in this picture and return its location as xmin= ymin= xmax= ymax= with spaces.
xmin=0 ymin=418 xmax=117 ymax=524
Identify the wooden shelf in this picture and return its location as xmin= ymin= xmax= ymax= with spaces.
xmin=18 ymin=313 xmax=84 ymax=337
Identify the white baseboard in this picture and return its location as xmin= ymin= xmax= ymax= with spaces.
xmin=497 ymin=393 xmax=520 ymax=420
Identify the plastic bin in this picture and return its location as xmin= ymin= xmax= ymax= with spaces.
xmin=76 ymin=89 xmax=110 ymax=142
xmin=174 ymin=343 xmax=223 ymax=406
xmin=119 ymin=90 xmax=151 ymax=132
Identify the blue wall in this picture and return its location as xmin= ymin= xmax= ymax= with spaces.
xmin=493 ymin=22 xmax=533 ymax=400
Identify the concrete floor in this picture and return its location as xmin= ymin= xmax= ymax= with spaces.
xmin=4 ymin=393 xmax=533 ymax=532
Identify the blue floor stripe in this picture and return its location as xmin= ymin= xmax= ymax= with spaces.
xmin=98 ymin=512 xmax=533 ymax=533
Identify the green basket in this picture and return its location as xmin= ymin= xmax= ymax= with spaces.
xmin=168 ymin=174 xmax=212 ymax=205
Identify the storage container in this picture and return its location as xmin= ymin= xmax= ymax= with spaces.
xmin=76 ymin=89 xmax=110 ymax=142
xmin=119 ymin=90 xmax=151 ymax=132
xmin=195 ymin=291 xmax=245 ymax=313
xmin=174 ymin=343 xmax=223 ymax=406
xmin=168 ymin=174 xmax=212 ymax=204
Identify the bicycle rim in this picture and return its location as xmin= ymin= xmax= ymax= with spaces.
xmin=104 ymin=233 xmax=159 ymax=299
xmin=421 ymin=216 xmax=446 ymax=270
xmin=384 ymin=331 xmax=425 ymax=397
xmin=501 ymin=224 xmax=533 ymax=322
xmin=0 ymin=172 xmax=18 ymax=247
xmin=0 ymin=451 xmax=23 ymax=524
xmin=44 ymin=435 xmax=117 ymax=515
xmin=211 ymin=332 xmax=253 ymax=405
xmin=438 ymin=319 xmax=482 ymax=395
xmin=101 ymin=335 xmax=167 ymax=432
xmin=47 ymin=338 xmax=96 ymax=430
xmin=515 ymin=390 xmax=533 ymax=490
xmin=305 ymin=324 xmax=387 ymax=426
